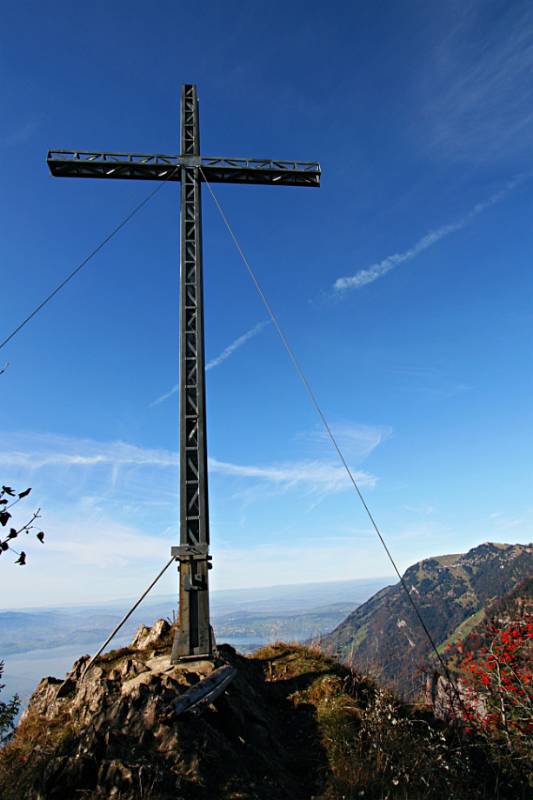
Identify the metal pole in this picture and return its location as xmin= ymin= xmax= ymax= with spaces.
xmin=171 ymin=84 xmax=213 ymax=662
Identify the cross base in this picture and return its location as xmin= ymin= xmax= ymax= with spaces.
xmin=170 ymin=546 xmax=213 ymax=663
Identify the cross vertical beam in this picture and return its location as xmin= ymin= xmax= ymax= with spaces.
xmin=170 ymin=85 xmax=212 ymax=661
xmin=46 ymin=84 xmax=320 ymax=666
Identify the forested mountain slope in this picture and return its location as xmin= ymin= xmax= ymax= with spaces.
xmin=321 ymin=542 xmax=532 ymax=694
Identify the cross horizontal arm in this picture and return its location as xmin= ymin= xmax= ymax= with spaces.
xmin=47 ymin=150 xmax=320 ymax=187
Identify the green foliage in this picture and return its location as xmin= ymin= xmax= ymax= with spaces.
xmin=0 ymin=661 xmax=20 ymax=745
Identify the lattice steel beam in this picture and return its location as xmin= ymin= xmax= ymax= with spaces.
xmin=47 ymin=151 xmax=321 ymax=187
xmin=170 ymin=84 xmax=212 ymax=661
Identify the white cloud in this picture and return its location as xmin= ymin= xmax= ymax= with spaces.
xmin=0 ymin=434 xmax=178 ymax=470
xmin=206 ymin=320 xmax=269 ymax=370
xmin=44 ymin=517 xmax=165 ymax=568
xmin=0 ymin=430 xmax=377 ymax=509
xmin=334 ymin=175 xmax=526 ymax=292
xmin=149 ymin=383 xmax=179 ymax=408
xmin=212 ymin=540 xmax=390 ymax=590
xmin=0 ymin=429 xmax=382 ymax=606
xmin=422 ymin=3 xmax=533 ymax=161
xmin=0 ymin=510 xmax=178 ymax=607
xmin=150 ymin=320 xmax=269 ymax=407
xmin=298 ymin=422 xmax=392 ymax=462
xmin=210 ymin=456 xmax=376 ymax=495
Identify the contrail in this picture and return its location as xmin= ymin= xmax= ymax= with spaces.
xmin=334 ymin=175 xmax=526 ymax=292
xmin=150 ymin=320 xmax=269 ymax=407
xmin=205 ymin=320 xmax=269 ymax=370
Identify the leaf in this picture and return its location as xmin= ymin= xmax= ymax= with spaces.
xmin=1 ymin=487 xmax=15 ymax=497
xmin=0 ymin=511 xmax=11 ymax=527
xmin=17 ymin=488 xmax=31 ymax=499
xmin=1 ymin=542 xmax=9 ymax=551
xmin=36 ymin=532 xmax=44 ymax=543
xmin=7 ymin=528 xmax=18 ymax=540
xmin=15 ymin=551 xmax=26 ymax=566
xmin=0 ymin=499 xmax=7 ymax=505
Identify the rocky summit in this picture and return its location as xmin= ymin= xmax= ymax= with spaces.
xmin=0 ymin=622 xmax=354 ymax=800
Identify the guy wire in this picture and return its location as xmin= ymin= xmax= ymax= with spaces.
xmin=0 ymin=167 xmax=179 ymax=353
xmin=200 ymin=166 xmax=465 ymax=703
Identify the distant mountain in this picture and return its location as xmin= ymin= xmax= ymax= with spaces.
xmin=214 ymin=602 xmax=356 ymax=649
xmin=0 ymin=577 xmax=388 ymax=657
xmin=321 ymin=542 xmax=533 ymax=695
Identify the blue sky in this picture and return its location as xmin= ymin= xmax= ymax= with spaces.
xmin=1 ymin=0 xmax=532 ymax=607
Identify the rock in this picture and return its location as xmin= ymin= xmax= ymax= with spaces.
xmin=130 ymin=624 xmax=150 ymax=649
xmin=131 ymin=619 xmax=171 ymax=651
xmin=2 ymin=641 xmax=320 ymax=800
xmin=119 ymin=657 xmax=149 ymax=679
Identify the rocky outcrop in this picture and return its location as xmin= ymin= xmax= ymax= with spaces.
xmin=0 ymin=627 xmax=339 ymax=800
xmin=424 ymin=672 xmax=486 ymax=721
xmin=130 ymin=618 xmax=171 ymax=651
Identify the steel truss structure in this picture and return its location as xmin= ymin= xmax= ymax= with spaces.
xmin=47 ymin=84 xmax=320 ymax=662
xmin=47 ymin=151 xmax=320 ymax=187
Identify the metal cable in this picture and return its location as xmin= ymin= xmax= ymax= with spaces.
xmin=0 ymin=168 xmax=178 ymax=353
xmin=82 ymin=555 xmax=176 ymax=677
xmin=200 ymin=167 xmax=464 ymax=700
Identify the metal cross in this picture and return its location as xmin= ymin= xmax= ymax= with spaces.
xmin=47 ymin=84 xmax=321 ymax=662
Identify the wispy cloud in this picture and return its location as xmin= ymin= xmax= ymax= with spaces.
xmin=206 ymin=321 xmax=269 ymax=370
xmin=298 ymin=422 xmax=392 ymax=462
xmin=0 ymin=431 xmax=376 ymax=503
xmin=150 ymin=320 xmax=269 ymax=407
xmin=0 ymin=433 xmax=177 ymax=470
xmin=391 ymin=365 xmax=470 ymax=398
xmin=0 ymin=511 xmax=179 ymax=607
xmin=1 ymin=118 xmax=42 ymax=148
xmin=149 ymin=383 xmax=179 ymax=409
xmin=334 ymin=175 xmax=525 ymax=293
xmin=210 ymin=456 xmax=376 ymax=495
xmin=0 ymin=430 xmax=382 ymax=605
xmin=423 ymin=3 xmax=533 ymax=161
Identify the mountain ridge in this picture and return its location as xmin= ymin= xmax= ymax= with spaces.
xmin=321 ymin=541 xmax=533 ymax=694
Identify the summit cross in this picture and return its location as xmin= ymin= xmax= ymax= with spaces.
xmin=47 ymin=84 xmax=321 ymax=662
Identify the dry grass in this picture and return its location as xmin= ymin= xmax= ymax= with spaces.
xmin=0 ymin=708 xmax=74 ymax=800
xmin=253 ymin=643 xmax=523 ymax=800
xmin=1 ymin=641 xmax=529 ymax=800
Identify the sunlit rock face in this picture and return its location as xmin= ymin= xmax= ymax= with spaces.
xmin=1 ymin=627 xmax=330 ymax=800
xmin=130 ymin=618 xmax=171 ymax=651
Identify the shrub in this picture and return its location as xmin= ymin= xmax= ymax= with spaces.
xmin=439 ymin=607 xmax=533 ymax=794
